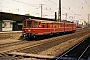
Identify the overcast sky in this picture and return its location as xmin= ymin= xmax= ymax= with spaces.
xmin=0 ymin=0 xmax=90 ymax=22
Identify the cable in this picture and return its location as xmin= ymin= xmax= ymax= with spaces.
xmin=12 ymin=0 xmax=37 ymax=7
xmin=48 ymin=0 xmax=58 ymax=5
xmin=0 ymin=5 xmax=38 ymax=14
xmin=67 ymin=0 xmax=82 ymax=9
xmin=47 ymin=0 xmax=75 ymax=13
xmin=84 ymin=0 xmax=90 ymax=7
xmin=12 ymin=0 xmax=57 ymax=12
xmin=12 ymin=0 xmax=57 ymax=13
xmin=0 ymin=5 xmax=18 ymax=10
xmin=73 ymin=0 xmax=90 ymax=8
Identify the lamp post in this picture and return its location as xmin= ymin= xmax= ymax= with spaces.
xmin=40 ymin=4 xmax=44 ymax=18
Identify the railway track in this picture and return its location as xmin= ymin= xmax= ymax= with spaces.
xmin=18 ymin=30 xmax=89 ymax=54
xmin=0 ymin=41 xmax=29 ymax=48
xmin=0 ymin=28 xmax=86 ymax=52
xmin=52 ymin=37 xmax=90 ymax=60
xmin=0 ymin=36 xmax=61 ymax=57
xmin=0 ymin=29 xmax=89 ymax=60
xmin=5 ymin=30 xmax=89 ymax=60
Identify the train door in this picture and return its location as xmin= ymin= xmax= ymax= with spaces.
xmin=49 ymin=23 xmax=52 ymax=33
xmin=72 ymin=24 xmax=73 ymax=31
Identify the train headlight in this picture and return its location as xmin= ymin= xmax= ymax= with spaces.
xmin=28 ymin=30 xmax=31 ymax=32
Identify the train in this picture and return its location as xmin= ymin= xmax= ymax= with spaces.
xmin=20 ymin=18 xmax=76 ymax=40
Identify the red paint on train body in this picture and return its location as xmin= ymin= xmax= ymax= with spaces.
xmin=22 ymin=19 xmax=76 ymax=39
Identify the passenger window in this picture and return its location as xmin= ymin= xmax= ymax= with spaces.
xmin=34 ymin=21 xmax=38 ymax=28
xmin=42 ymin=23 xmax=45 ymax=28
xmin=60 ymin=24 xmax=62 ymax=27
xmin=42 ymin=25 xmax=44 ymax=28
xmin=56 ymin=24 xmax=58 ymax=28
xmin=60 ymin=24 xmax=61 ymax=27
xmin=46 ymin=23 xmax=48 ymax=28
xmin=59 ymin=24 xmax=61 ymax=27
xmin=50 ymin=24 xmax=52 ymax=28
xmin=67 ymin=25 xmax=68 ymax=27
xmin=54 ymin=24 xmax=56 ymax=28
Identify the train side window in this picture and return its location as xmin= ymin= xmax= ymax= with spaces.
xmin=68 ymin=24 xmax=69 ymax=27
xmin=57 ymin=24 xmax=58 ymax=28
xmin=56 ymin=24 xmax=57 ymax=28
xmin=54 ymin=24 xmax=56 ymax=28
xmin=59 ymin=24 xmax=60 ymax=28
xmin=42 ymin=23 xmax=45 ymax=28
xmin=42 ymin=25 xmax=44 ymax=28
xmin=60 ymin=24 xmax=62 ymax=27
xmin=62 ymin=24 xmax=64 ymax=27
xmin=70 ymin=24 xmax=71 ymax=27
xmin=69 ymin=24 xmax=70 ymax=27
xmin=65 ymin=24 xmax=67 ymax=27
xmin=46 ymin=23 xmax=48 ymax=28
xmin=34 ymin=21 xmax=38 ymax=28
xmin=59 ymin=24 xmax=61 ymax=27
xmin=50 ymin=24 xmax=52 ymax=28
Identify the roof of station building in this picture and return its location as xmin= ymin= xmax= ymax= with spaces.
xmin=0 ymin=12 xmax=56 ymax=21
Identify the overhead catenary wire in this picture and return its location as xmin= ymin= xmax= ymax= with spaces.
xmin=1 ymin=0 xmax=74 ymax=14
xmin=1 ymin=0 xmax=89 ymax=13
xmin=1 ymin=0 xmax=89 ymax=18
xmin=84 ymin=0 xmax=90 ymax=7
xmin=66 ymin=0 xmax=87 ymax=13
xmin=12 ymin=0 xmax=57 ymax=13
xmin=0 ymin=0 xmax=38 ymax=11
xmin=12 ymin=0 xmax=57 ymax=11
xmin=12 ymin=0 xmax=37 ymax=7
xmin=47 ymin=0 xmax=75 ymax=13
xmin=0 ymin=5 xmax=39 ymax=15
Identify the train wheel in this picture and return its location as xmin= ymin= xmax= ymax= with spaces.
xmin=35 ymin=35 xmax=39 ymax=41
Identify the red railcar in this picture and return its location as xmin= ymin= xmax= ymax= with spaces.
xmin=21 ymin=19 xmax=76 ymax=39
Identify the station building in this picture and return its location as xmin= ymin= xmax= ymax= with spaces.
xmin=0 ymin=12 xmax=55 ymax=32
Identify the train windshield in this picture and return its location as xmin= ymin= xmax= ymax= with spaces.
xmin=23 ymin=21 xmax=26 ymax=27
xmin=27 ymin=20 xmax=32 ymax=28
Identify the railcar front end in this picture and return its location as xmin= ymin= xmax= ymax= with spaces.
xmin=22 ymin=20 xmax=35 ymax=39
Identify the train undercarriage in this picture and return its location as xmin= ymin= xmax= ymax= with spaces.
xmin=19 ymin=30 xmax=76 ymax=40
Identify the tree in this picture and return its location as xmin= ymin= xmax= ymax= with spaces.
xmin=25 ymin=13 xmax=30 ymax=16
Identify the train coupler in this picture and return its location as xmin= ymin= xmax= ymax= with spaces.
xmin=18 ymin=34 xmax=26 ymax=40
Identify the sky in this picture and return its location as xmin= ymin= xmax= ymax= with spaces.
xmin=0 ymin=0 xmax=90 ymax=22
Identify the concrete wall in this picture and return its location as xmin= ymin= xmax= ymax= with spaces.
xmin=2 ymin=20 xmax=12 ymax=31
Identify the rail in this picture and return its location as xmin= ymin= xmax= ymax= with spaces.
xmin=52 ymin=36 xmax=90 ymax=60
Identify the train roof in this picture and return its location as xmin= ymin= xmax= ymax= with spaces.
xmin=25 ymin=18 xmax=75 ymax=24
xmin=25 ymin=18 xmax=64 ymax=23
xmin=32 ymin=19 xmax=65 ymax=23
